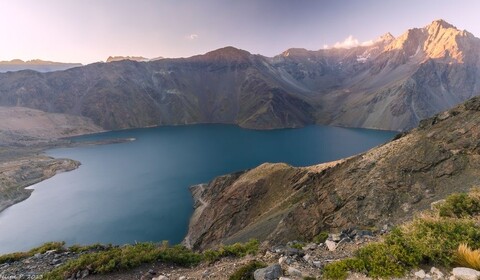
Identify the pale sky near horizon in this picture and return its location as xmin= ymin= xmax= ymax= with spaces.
xmin=0 ymin=0 xmax=479 ymax=64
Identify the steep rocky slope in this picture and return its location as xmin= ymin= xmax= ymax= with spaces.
xmin=185 ymin=95 xmax=480 ymax=250
xmin=0 ymin=20 xmax=478 ymax=131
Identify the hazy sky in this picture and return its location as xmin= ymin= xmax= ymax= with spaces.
xmin=0 ymin=0 xmax=479 ymax=64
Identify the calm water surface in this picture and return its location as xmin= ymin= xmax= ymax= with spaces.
xmin=0 ymin=124 xmax=396 ymax=254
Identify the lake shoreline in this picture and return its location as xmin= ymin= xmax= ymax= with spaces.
xmin=0 ymin=124 xmax=396 ymax=253
xmin=0 ymin=137 xmax=136 ymax=215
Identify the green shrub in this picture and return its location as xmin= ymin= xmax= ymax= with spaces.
xmin=158 ymin=244 xmax=203 ymax=266
xmin=356 ymin=243 xmax=405 ymax=277
xmin=228 ymin=260 xmax=266 ymax=280
xmin=323 ymin=260 xmax=349 ymax=280
xmin=204 ymin=239 xmax=259 ymax=263
xmin=290 ymin=242 xmax=304 ymax=250
xmin=313 ymin=231 xmax=329 ymax=244
xmin=438 ymin=192 xmax=480 ymax=218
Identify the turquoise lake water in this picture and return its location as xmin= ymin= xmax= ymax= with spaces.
xmin=0 ymin=124 xmax=396 ymax=254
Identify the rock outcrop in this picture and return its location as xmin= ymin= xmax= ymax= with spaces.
xmin=185 ymin=95 xmax=480 ymax=249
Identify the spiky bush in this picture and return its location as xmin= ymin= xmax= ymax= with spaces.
xmin=456 ymin=243 xmax=480 ymax=270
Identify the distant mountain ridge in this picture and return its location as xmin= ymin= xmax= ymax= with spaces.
xmin=106 ymin=56 xmax=164 ymax=62
xmin=0 ymin=59 xmax=82 ymax=73
xmin=0 ymin=19 xmax=479 ymax=131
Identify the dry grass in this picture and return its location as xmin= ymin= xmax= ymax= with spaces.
xmin=456 ymin=243 xmax=480 ymax=269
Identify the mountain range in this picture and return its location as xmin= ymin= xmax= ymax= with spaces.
xmin=0 ymin=59 xmax=82 ymax=73
xmin=0 ymin=19 xmax=479 ymax=132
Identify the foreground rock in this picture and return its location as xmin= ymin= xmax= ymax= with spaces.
xmin=0 ymin=249 xmax=84 ymax=279
xmin=186 ymin=96 xmax=480 ymax=249
xmin=254 ymin=264 xmax=282 ymax=280
xmin=451 ymin=267 xmax=480 ymax=280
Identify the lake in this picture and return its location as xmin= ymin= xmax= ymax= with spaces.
xmin=0 ymin=124 xmax=396 ymax=254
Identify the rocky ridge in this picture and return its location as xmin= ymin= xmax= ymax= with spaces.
xmin=185 ymin=95 xmax=480 ymax=250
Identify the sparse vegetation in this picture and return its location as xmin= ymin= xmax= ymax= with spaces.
xmin=323 ymin=188 xmax=480 ymax=279
xmin=36 ymin=239 xmax=259 ymax=279
xmin=0 ymin=241 xmax=65 ymax=265
xmin=290 ymin=241 xmax=305 ymax=250
xmin=228 ymin=260 xmax=266 ymax=280
xmin=43 ymin=242 xmax=202 ymax=279
xmin=313 ymin=231 xmax=329 ymax=244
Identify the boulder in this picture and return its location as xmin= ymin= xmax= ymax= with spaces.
xmin=254 ymin=264 xmax=283 ymax=280
xmin=325 ymin=240 xmax=337 ymax=251
xmin=330 ymin=233 xmax=342 ymax=242
xmin=287 ymin=266 xmax=302 ymax=277
xmin=451 ymin=267 xmax=480 ymax=280
xmin=302 ymin=243 xmax=317 ymax=250
xmin=414 ymin=269 xmax=426 ymax=278
xmin=430 ymin=267 xmax=444 ymax=279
